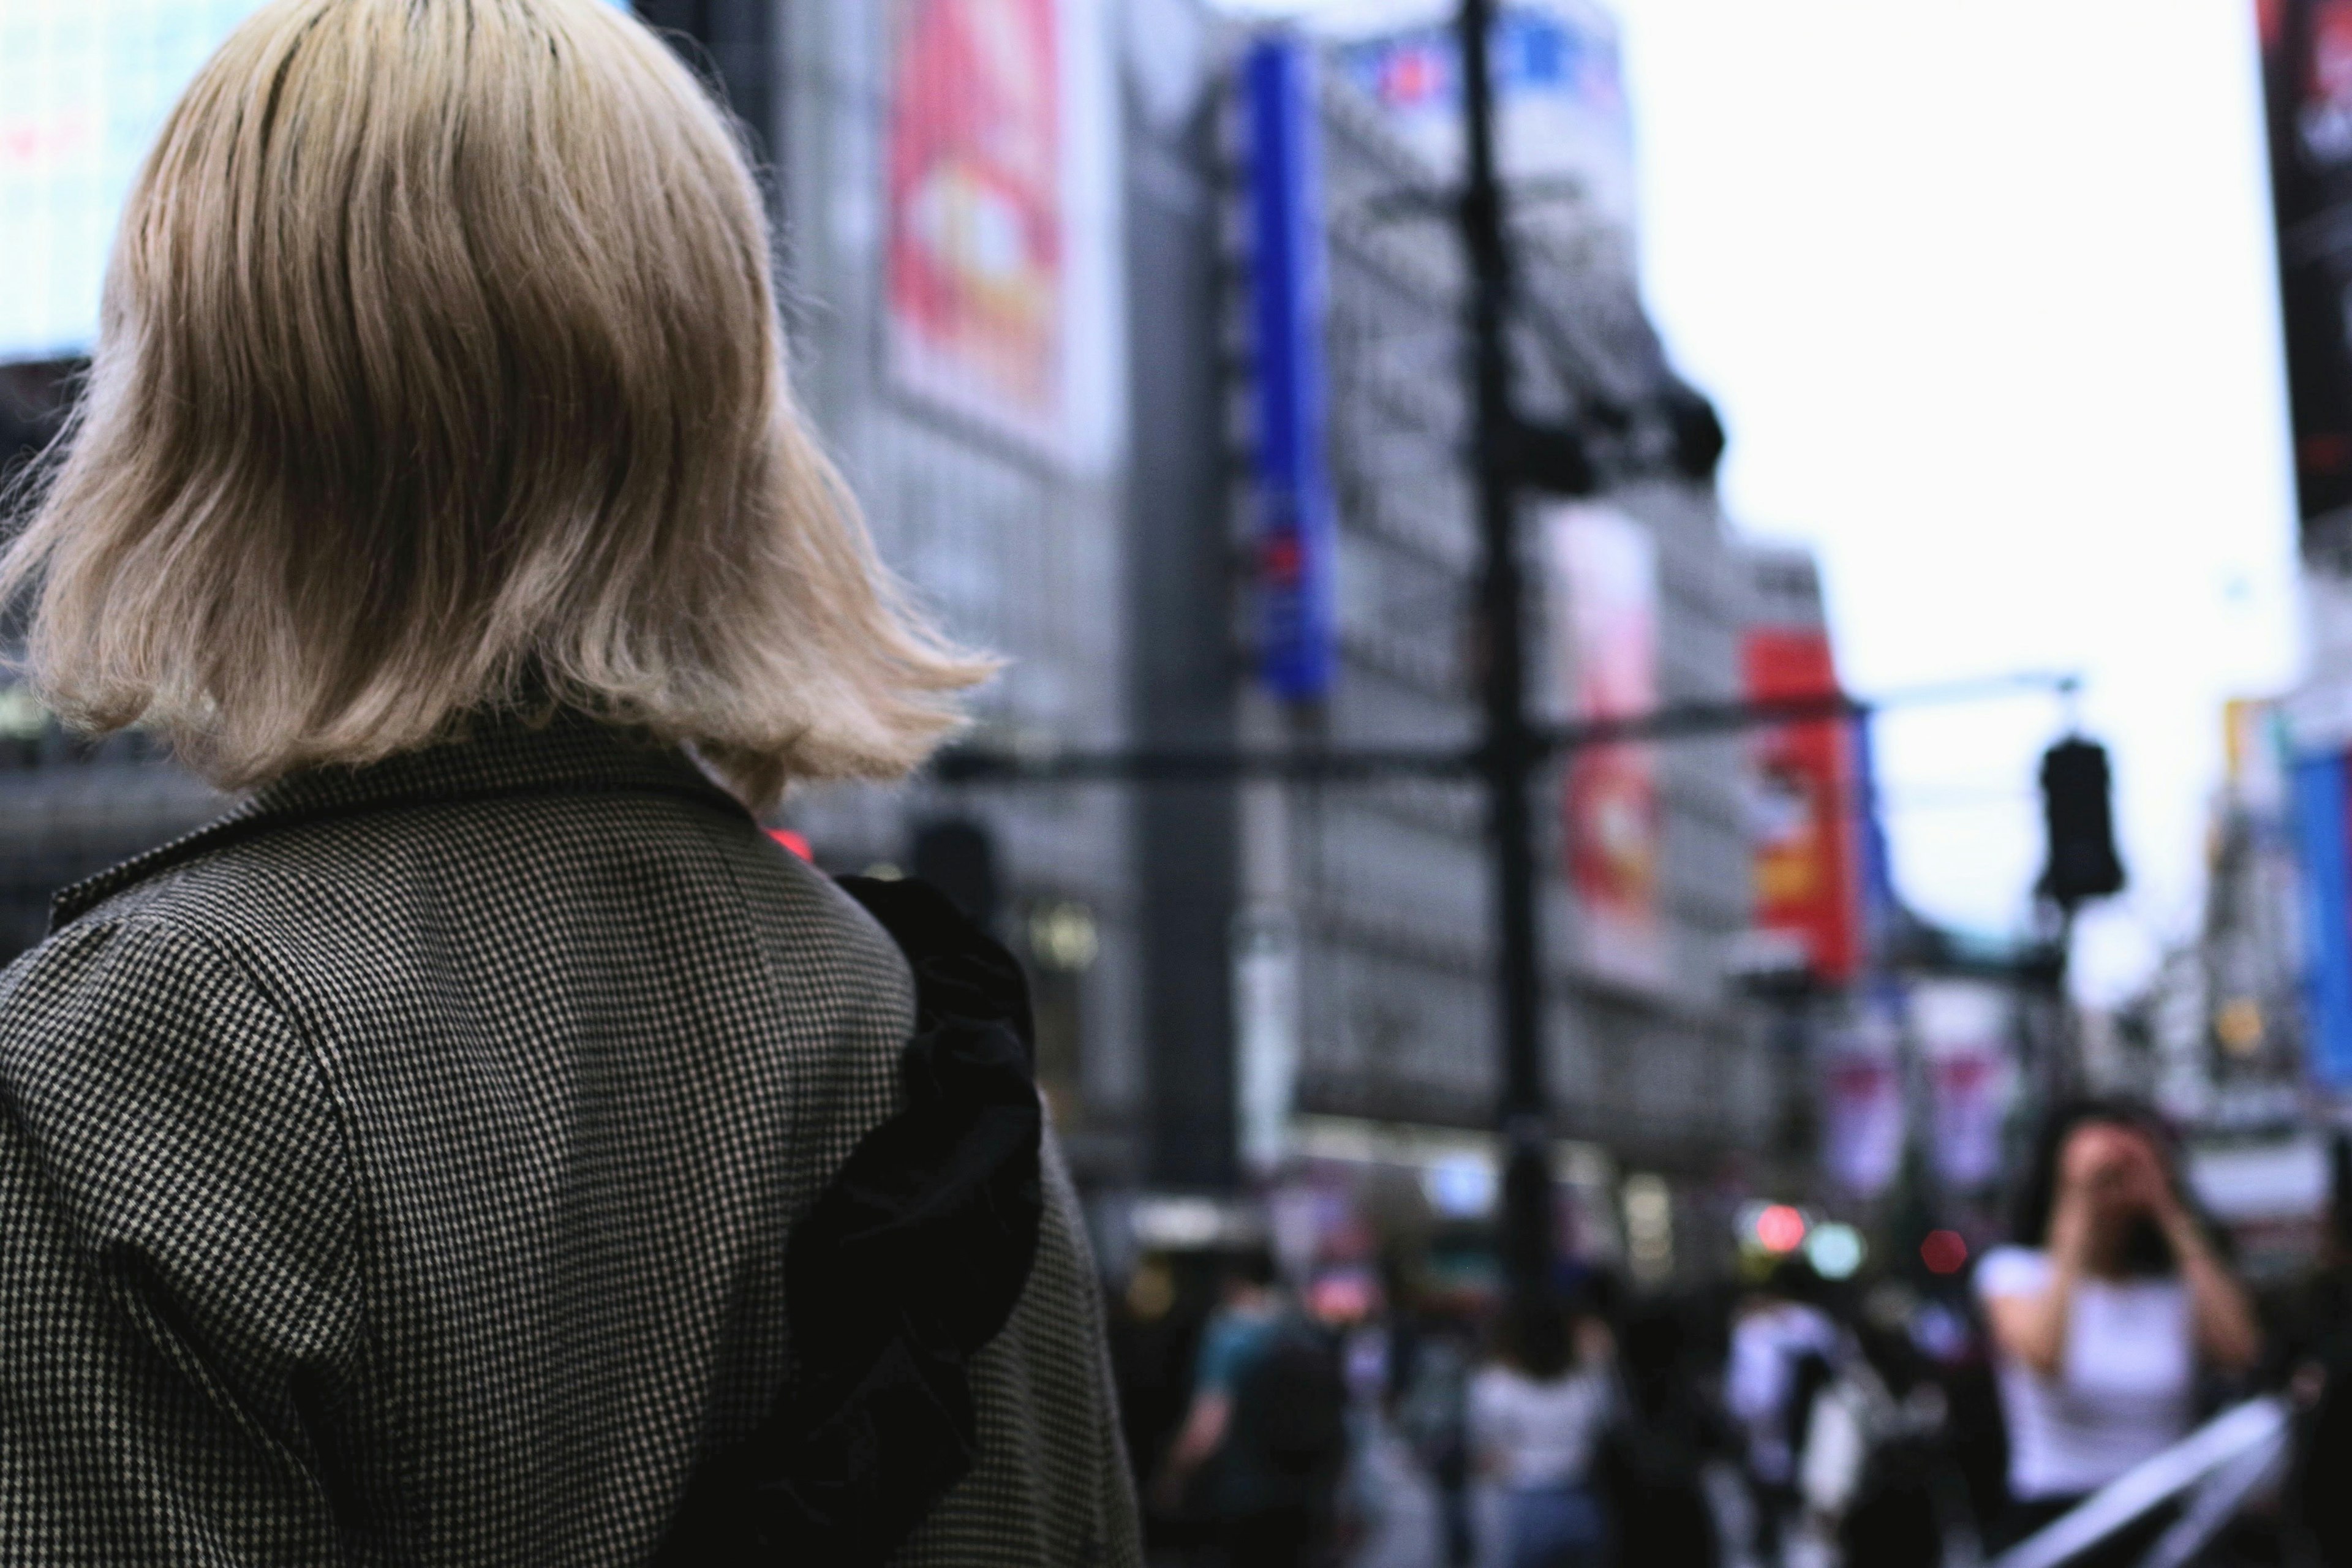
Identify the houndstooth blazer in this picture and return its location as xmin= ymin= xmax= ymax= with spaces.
xmin=0 ymin=712 xmax=1140 ymax=1565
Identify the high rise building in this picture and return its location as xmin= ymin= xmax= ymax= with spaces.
xmin=0 ymin=0 xmax=1800 ymax=1276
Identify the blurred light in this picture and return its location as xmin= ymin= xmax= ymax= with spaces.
xmin=0 ymin=686 xmax=45 ymax=741
xmin=2215 ymin=997 xmax=2264 ymax=1057
xmin=1920 ymin=1229 xmax=1969 ymax=1275
xmin=862 ymin=861 xmax=903 ymax=881
xmin=766 ymin=828 xmax=813 ymax=861
xmin=1029 ymin=900 xmax=1100 ymax=971
xmin=1124 ymin=1259 xmax=1175 ymax=1321
xmin=1425 ymin=1155 xmax=1497 ymax=1218
xmin=1129 ymin=1196 xmax=1253 ymax=1250
xmin=1755 ymin=1204 xmax=1807 ymax=1254
xmin=1623 ymin=1173 xmax=1675 ymax=1286
xmin=1805 ymin=1222 xmax=1864 ymax=1280
xmin=1308 ymin=1267 xmax=1379 ymax=1325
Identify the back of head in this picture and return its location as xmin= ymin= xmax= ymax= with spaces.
xmin=1496 ymin=1300 xmax=1574 ymax=1381
xmin=1 ymin=0 xmax=986 ymax=806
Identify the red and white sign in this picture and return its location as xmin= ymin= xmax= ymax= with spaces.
xmin=885 ymin=0 xmax=1066 ymax=448
xmin=1743 ymin=628 xmax=1861 ymax=987
xmin=1548 ymin=504 xmax=1665 ymax=987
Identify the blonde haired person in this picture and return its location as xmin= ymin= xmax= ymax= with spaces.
xmin=0 ymin=0 xmax=1137 ymax=1561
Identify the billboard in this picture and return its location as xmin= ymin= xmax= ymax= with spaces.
xmin=1819 ymin=1003 xmax=1904 ymax=1199
xmin=1244 ymin=36 xmax=1337 ymax=702
xmin=885 ymin=0 xmax=1068 ymax=451
xmin=0 ymin=0 xmax=269 ymax=364
xmin=2294 ymin=749 xmax=2352 ymax=1090
xmin=1913 ymin=978 xmax=2011 ymax=1192
xmin=2257 ymin=0 xmax=2352 ymax=529
xmin=1334 ymin=1 xmax=1637 ymax=258
xmin=1549 ymin=503 xmax=1664 ymax=987
xmin=1743 ymin=627 xmax=1862 ymax=987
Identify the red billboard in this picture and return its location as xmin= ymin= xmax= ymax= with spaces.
xmin=1743 ymin=628 xmax=1861 ymax=986
xmin=885 ymin=0 xmax=1065 ymax=450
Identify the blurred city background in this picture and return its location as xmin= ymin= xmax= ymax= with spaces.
xmin=7 ymin=0 xmax=2352 ymax=1563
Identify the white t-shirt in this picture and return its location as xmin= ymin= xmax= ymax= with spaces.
xmin=1469 ymin=1363 xmax=1612 ymax=1490
xmin=1724 ymin=1300 xmax=1841 ymax=1485
xmin=1975 ymin=1244 xmax=2195 ymax=1499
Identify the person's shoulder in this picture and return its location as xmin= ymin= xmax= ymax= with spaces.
xmin=1974 ymin=1243 xmax=2051 ymax=1300
xmin=2 ymin=896 xmax=298 ymax=1065
xmin=0 ymin=903 xmax=344 ymax=1242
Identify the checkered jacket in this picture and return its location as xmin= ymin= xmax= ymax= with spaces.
xmin=0 ymin=714 xmax=1140 ymax=1564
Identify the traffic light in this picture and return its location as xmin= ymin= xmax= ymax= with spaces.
xmin=2038 ymin=737 xmax=2125 ymax=910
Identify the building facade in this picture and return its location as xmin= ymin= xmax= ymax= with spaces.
xmin=0 ymin=0 xmax=1791 ymax=1275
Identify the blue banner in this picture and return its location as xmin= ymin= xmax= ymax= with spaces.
xmin=1245 ymin=36 xmax=1336 ymax=701
xmin=2294 ymin=751 xmax=2352 ymax=1091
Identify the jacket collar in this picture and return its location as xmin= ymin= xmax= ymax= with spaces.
xmin=51 ymin=709 xmax=748 ymax=930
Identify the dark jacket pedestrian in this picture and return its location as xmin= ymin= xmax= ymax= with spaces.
xmin=1599 ymin=1301 xmax=1724 ymax=1568
xmin=0 ymin=0 xmax=1138 ymax=1559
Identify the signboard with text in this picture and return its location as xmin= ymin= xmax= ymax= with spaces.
xmin=1550 ymin=503 xmax=1665 ymax=987
xmin=1245 ymin=36 xmax=1337 ymax=701
xmin=1743 ymin=627 xmax=1862 ymax=987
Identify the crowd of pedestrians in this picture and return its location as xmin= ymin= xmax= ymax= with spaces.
xmin=1112 ymin=1097 xmax=2352 ymax=1568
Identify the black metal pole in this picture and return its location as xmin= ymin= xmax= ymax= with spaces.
xmin=1456 ymin=0 xmax=1552 ymax=1322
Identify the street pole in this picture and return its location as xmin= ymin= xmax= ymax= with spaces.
xmin=1455 ymin=0 xmax=1553 ymax=1322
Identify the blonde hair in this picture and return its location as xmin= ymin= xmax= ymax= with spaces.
xmin=0 ymin=0 xmax=986 ymax=808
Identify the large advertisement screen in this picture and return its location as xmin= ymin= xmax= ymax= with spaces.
xmin=885 ymin=0 xmax=1068 ymax=453
xmin=1548 ymin=502 xmax=1665 ymax=988
xmin=2258 ymin=0 xmax=2352 ymax=530
xmin=0 ymin=0 xmax=267 ymax=364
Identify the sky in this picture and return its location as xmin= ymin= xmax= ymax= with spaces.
xmin=1218 ymin=0 xmax=2305 ymax=1002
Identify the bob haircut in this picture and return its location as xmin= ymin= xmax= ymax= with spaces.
xmin=0 ymin=0 xmax=986 ymax=809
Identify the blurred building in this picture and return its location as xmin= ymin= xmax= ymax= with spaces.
xmin=1123 ymin=0 xmax=1770 ymax=1278
xmin=2259 ymin=0 xmax=2352 ymax=1115
xmin=0 ymin=0 xmax=1798 ymax=1279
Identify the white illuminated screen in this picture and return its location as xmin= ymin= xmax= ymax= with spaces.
xmin=0 ymin=0 xmax=269 ymax=363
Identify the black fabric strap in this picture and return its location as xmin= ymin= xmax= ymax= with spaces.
xmin=657 ymin=876 xmax=1046 ymax=1566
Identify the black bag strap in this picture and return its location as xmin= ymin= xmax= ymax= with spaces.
xmin=658 ymin=876 xmax=1045 ymax=1566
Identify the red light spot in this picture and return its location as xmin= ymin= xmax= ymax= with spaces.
xmin=1755 ymin=1204 xmax=1807 ymax=1254
xmin=1262 ymin=533 xmax=1303 ymax=586
xmin=1921 ymin=1230 xmax=1969 ymax=1275
xmin=767 ymin=829 xmax=813 ymax=862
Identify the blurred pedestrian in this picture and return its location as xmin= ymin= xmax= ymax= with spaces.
xmin=1724 ymin=1258 xmax=1841 ymax=1566
xmin=1978 ymin=1099 xmax=2259 ymax=1568
xmin=1470 ymin=1302 xmax=1616 ymax=1568
xmin=1161 ymin=1249 xmax=1352 ymax=1567
xmin=2274 ymin=1131 xmax=2352 ymax=1561
xmin=1393 ymin=1296 xmax=1480 ymax=1567
xmin=0 ymin=0 xmax=1138 ymax=1560
xmin=1597 ymin=1297 xmax=1724 ymax=1568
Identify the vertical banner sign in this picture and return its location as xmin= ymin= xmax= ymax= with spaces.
xmin=1550 ymin=504 xmax=1665 ymax=986
xmin=886 ymin=0 xmax=1067 ymax=452
xmin=2294 ymin=751 xmax=2352 ymax=1090
xmin=2257 ymin=0 xmax=2352 ymax=530
xmin=1820 ymin=1030 xmax=1903 ymax=1199
xmin=1245 ymin=36 xmax=1337 ymax=701
xmin=1233 ymin=907 xmax=1302 ymax=1178
xmin=1913 ymin=978 xmax=2010 ymax=1192
xmin=1743 ymin=629 xmax=1861 ymax=987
